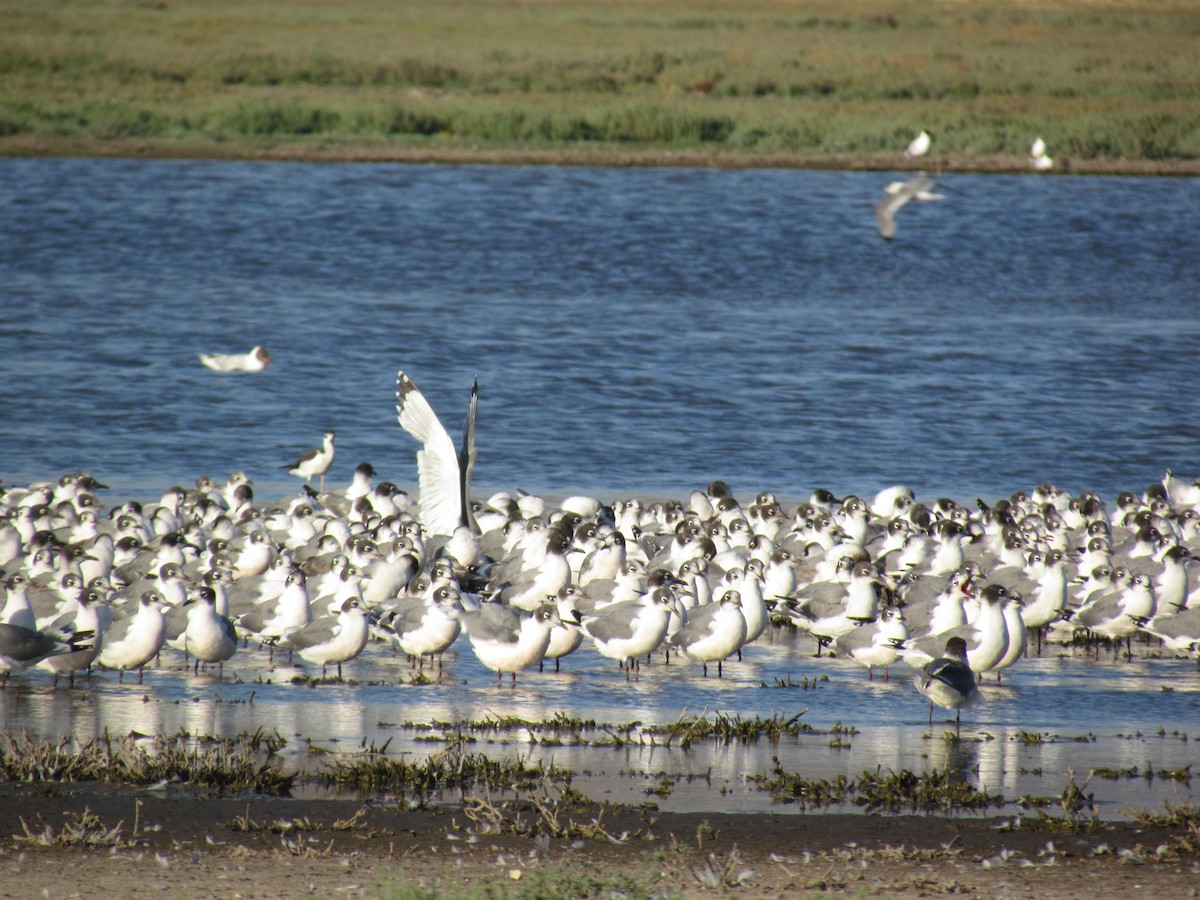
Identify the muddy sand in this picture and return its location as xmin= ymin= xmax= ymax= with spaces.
xmin=1 ymin=786 xmax=1197 ymax=898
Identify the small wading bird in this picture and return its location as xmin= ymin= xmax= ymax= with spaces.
xmin=197 ymin=346 xmax=271 ymax=372
xmin=875 ymin=174 xmax=945 ymax=241
xmin=283 ymin=429 xmax=336 ymax=492
xmin=914 ymin=636 xmax=981 ymax=730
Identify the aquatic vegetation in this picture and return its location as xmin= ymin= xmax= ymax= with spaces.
xmin=316 ymin=736 xmax=573 ymax=796
xmin=645 ymin=709 xmax=814 ymax=749
xmin=754 ymin=758 xmax=1005 ymax=813
xmin=0 ymin=731 xmax=295 ymax=794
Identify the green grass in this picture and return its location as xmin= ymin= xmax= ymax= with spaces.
xmin=1 ymin=0 xmax=1198 ymax=168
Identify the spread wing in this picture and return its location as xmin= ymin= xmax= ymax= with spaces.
xmin=459 ymin=378 xmax=479 ymax=532
xmin=395 ymin=370 xmax=467 ymax=538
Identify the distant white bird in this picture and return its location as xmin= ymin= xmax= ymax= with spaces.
xmin=394 ymin=370 xmax=478 ymax=539
xmin=876 ymin=174 xmax=945 ymax=241
xmin=198 ymin=346 xmax=271 ymax=372
xmin=283 ymin=429 xmax=335 ymax=492
xmin=905 ymin=130 xmax=931 ymax=159
xmin=1029 ymin=136 xmax=1054 ymax=171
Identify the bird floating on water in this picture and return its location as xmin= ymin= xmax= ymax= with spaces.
xmin=198 ymin=346 xmax=271 ymax=372
xmin=283 ymin=429 xmax=336 ymax=492
xmin=1029 ymin=136 xmax=1054 ymax=171
xmin=875 ymin=174 xmax=945 ymax=241
xmin=904 ymin=130 xmax=931 ymax=159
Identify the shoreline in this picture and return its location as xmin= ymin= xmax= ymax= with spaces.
xmin=2 ymin=789 xmax=1198 ymax=897
xmin=3 ymin=136 xmax=1199 ymax=177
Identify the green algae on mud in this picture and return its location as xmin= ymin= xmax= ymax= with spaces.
xmin=2 ymin=0 xmax=1199 ymax=174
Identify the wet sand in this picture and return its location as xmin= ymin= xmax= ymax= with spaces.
xmin=2 ymin=787 xmax=1197 ymax=897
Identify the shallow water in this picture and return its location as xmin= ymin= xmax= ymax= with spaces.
xmin=2 ymin=628 xmax=1196 ymax=817
xmin=2 ymin=158 xmax=1199 ymax=815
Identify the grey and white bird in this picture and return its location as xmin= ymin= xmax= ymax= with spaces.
xmin=667 ymin=589 xmax=747 ymax=677
xmin=378 ymin=582 xmax=463 ymax=669
xmin=0 ymin=622 xmax=95 ymax=687
xmin=181 ymin=585 xmax=238 ymax=678
xmin=394 ymin=370 xmax=478 ymax=540
xmin=833 ymin=605 xmax=909 ymax=681
xmin=458 ymin=601 xmax=560 ymax=685
xmin=98 ymin=590 xmax=166 ymax=683
xmin=876 ymin=174 xmax=945 ymax=241
xmin=283 ymin=430 xmax=336 ymax=492
xmin=288 ymin=596 xmax=371 ymax=680
xmin=583 ymin=587 xmax=677 ymax=672
xmin=914 ymin=635 xmax=981 ymax=729
xmin=198 ymin=345 xmax=271 ymax=372
xmin=37 ymin=588 xmax=106 ymax=686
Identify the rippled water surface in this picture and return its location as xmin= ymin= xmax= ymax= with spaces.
xmin=2 ymin=159 xmax=1199 ymax=501
xmin=2 ymin=159 xmax=1199 ymax=815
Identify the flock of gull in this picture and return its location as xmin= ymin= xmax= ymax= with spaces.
xmin=876 ymin=130 xmax=1054 ymax=241
xmin=3 ymin=368 xmax=1198 ymax=730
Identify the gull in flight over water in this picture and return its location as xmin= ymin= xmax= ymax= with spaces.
xmin=875 ymin=174 xmax=945 ymax=241
xmin=395 ymin=370 xmax=479 ymax=540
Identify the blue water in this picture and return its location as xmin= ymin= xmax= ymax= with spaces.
xmin=2 ymin=159 xmax=1199 ymax=504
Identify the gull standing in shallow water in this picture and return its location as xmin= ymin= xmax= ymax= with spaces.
xmin=915 ymin=635 xmax=981 ymax=730
xmin=458 ymin=602 xmax=561 ymax=686
xmin=668 ymin=589 xmax=747 ymax=677
xmin=198 ymin=346 xmax=271 ymax=372
xmin=876 ymin=174 xmax=945 ymax=241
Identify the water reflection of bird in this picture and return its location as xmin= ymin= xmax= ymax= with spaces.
xmin=876 ymin=174 xmax=945 ymax=241
xmin=198 ymin=345 xmax=271 ymax=372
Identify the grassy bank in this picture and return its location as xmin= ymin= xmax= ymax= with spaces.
xmin=2 ymin=0 xmax=1198 ymax=171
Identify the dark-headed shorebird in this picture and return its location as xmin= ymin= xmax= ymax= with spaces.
xmin=459 ymin=602 xmax=560 ymax=686
xmin=915 ymin=635 xmax=980 ymax=730
xmin=284 ymin=430 xmax=336 ymax=492
xmin=198 ymin=345 xmax=271 ymax=372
